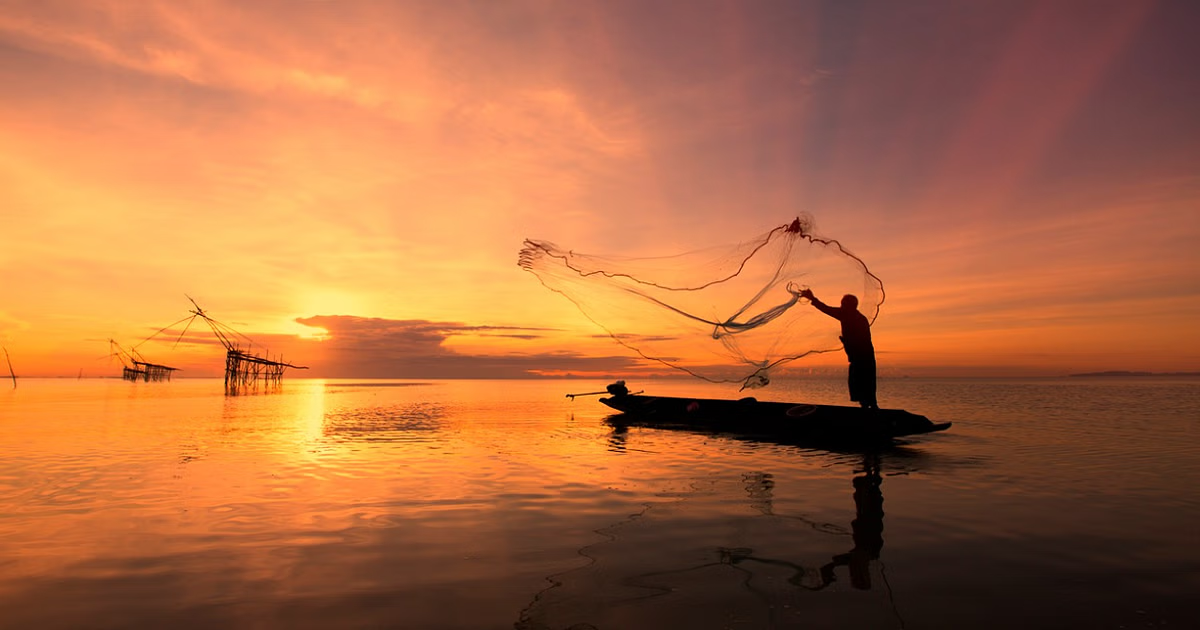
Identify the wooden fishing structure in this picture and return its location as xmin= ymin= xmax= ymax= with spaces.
xmin=179 ymin=297 xmax=307 ymax=395
xmin=125 ymin=360 xmax=179 ymax=382
xmin=126 ymin=297 xmax=308 ymax=395
xmin=109 ymin=340 xmax=179 ymax=382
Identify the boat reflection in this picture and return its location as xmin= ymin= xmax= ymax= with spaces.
xmin=605 ymin=411 xmax=980 ymax=477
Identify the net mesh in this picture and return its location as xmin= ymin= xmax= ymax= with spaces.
xmin=519 ymin=216 xmax=884 ymax=389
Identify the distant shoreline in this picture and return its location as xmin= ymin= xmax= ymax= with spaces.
xmin=22 ymin=371 xmax=1200 ymax=380
xmin=1069 ymin=371 xmax=1200 ymax=378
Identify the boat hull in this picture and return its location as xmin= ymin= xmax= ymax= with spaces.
xmin=600 ymin=394 xmax=951 ymax=444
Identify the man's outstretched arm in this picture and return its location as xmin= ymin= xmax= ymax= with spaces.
xmin=800 ymin=289 xmax=841 ymax=319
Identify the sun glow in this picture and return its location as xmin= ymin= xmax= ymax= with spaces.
xmin=1 ymin=2 xmax=1196 ymax=378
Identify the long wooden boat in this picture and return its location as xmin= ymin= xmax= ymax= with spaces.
xmin=597 ymin=382 xmax=951 ymax=444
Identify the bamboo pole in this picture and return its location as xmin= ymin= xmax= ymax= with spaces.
xmin=3 ymin=346 xmax=15 ymax=389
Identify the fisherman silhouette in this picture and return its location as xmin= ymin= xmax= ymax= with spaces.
xmin=800 ymin=289 xmax=878 ymax=409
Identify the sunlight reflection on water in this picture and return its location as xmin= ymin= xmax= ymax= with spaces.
xmin=1 ymin=377 xmax=1198 ymax=629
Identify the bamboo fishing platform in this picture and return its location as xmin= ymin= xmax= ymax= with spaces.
xmin=222 ymin=347 xmax=304 ymax=394
xmin=123 ymin=360 xmax=179 ymax=382
xmin=109 ymin=340 xmax=179 ymax=383
xmin=184 ymin=297 xmax=307 ymax=395
xmin=119 ymin=297 xmax=308 ymax=395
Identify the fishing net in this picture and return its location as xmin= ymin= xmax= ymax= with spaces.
xmin=519 ymin=216 xmax=884 ymax=389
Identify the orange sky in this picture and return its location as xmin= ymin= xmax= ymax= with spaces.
xmin=2 ymin=0 xmax=1198 ymax=380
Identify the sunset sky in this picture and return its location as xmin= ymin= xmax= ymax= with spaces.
xmin=2 ymin=0 xmax=1198 ymax=380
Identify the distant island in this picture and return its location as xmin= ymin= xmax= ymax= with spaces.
xmin=1069 ymin=371 xmax=1200 ymax=377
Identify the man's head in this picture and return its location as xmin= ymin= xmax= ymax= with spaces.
xmin=841 ymin=294 xmax=859 ymax=310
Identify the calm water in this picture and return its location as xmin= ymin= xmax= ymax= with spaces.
xmin=1 ymin=376 xmax=1198 ymax=629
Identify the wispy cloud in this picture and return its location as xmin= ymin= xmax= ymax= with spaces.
xmin=3 ymin=1 xmax=1198 ymax=376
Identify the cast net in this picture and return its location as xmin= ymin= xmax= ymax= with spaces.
xmin=518 ymin=216 xmax=884 ymax=389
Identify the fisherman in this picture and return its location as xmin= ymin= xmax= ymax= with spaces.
xmin=799 ymin=289 xmax=878 ymax=409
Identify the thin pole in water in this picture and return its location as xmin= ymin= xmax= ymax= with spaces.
xmin=3 ymin=347 xmax=15 ymax=389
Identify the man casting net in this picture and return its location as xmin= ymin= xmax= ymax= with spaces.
xmin=518 ymin=216 xmax=884 ymax=389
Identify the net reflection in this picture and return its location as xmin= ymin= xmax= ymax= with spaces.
xmin=721 ymin=461 xmax=886 ymax=593
xmin=515 ymin=448 xmax=902 ymax=630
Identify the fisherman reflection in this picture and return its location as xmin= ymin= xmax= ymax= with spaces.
xmin=722 ymin=461 xmax=885 ymax=591
xmin=743 ymin=471 xmax=775 ymax=513
xmin=513 ymin=460 xmax=891 ymax=629
xmin=819 ymin=457 xmax=884 ymax=589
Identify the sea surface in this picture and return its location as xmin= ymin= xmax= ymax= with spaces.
xmin=1 ymin=376 xmax=1198 ymax=629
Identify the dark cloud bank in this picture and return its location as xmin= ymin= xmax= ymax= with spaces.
xmin=290 ymin=315 xmax=640 ymax=379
